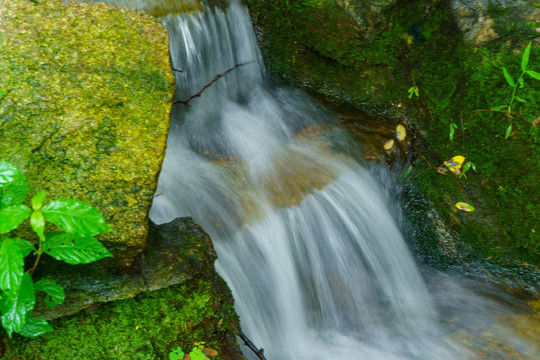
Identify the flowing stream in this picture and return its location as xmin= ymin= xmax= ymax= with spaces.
xmin=92 ymin=0 xmax=538 ymax=358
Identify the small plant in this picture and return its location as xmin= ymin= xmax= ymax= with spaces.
xmin=0 ymin=161 xmax=112 ymax=337
xmin=491 ymin=42 xmax=540 ymax=139
xmin=407 ymin=85 xmax=419 ymax=98
xmin=169 ymin=346 xmax=208 ymax=360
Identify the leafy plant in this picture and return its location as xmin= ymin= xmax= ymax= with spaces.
xmin=0 ymin=161 xmax=112 ymax=337
xmin=407 ymin=85 xmax=419 ymax=98
xmin=491 ymin=42 xmax=540 ymax=139
xmin=169 ymin=345 xmax=208 ymax=360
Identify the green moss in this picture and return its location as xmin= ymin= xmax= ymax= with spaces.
xmin=249 ymin=0 xmax=540 ymax=269
xmin=2 ymin=278 xmax=240 ymax=359
xmin=0 ymin=0 xmax=176 ymax=263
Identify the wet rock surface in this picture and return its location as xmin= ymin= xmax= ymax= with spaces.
xmin=0 ymin=0 xmax=175 ymax=264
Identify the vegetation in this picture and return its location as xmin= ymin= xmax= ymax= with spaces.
xmin=2 ymin=279 xmax=240 ymax=359
xmin=0 ymin=162 xmax=112 ymax=337
xmin=247 ymin=0 xmax=540 ymax=269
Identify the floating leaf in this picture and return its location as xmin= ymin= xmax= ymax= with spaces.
xmin=521 ymin=42 xmax=531 ymax=72
xmin=44 ymin=232 xmax=112 ymax=264
xmin=42 ymin=199 xmax=112 ymax=236
xmin=34 ymin=279 xmax=65 ymax=308
xmin=396 ymin=124 xmax=406 ymax=141
xmin=383 ymin=139 xmax=394 ymax=150
xmin=455 ymin=202 xmax=475 ymax=212
xmin=526 ymin=70 xmax=540 ymax=80
xmin=502 ymin=67 xmax=516 ymax=87
xmin=0 ymin=273 xmax=35 ymax=337
xmin=438 ymin=155 xmax=465 ymax=175
xmin=505 ymin=124 xmax=512 ymax=139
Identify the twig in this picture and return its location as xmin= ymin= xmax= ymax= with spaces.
xmin=473 ymin=109 xmax=529 ymax=123
xmin=171 ymin=68 xmax=183 ymax=73
xmin=174 ymin=61 xmax=254 ymax=106
xmin=239 ymin=331 xmax=267 ymax=360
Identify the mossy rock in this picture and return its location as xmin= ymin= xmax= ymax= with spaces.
xmin=0 ymin=0 xmax=175 ymax=264
xmin=1 ymin=217 xmax=246 ymax=360
xmin=248 ymin=0 xmax=540 ymax=284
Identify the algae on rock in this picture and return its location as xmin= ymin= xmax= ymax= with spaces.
xmin=0 ymin=0 xmax=175 ymax=263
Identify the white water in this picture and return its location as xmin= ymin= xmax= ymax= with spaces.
xmin=131 ymin=1 xmax=536 ymax=359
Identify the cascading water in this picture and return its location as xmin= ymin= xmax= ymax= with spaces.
xmin=149 ymin=2 xmax=469 ymax=358
xmin=92 ymin=0 xmax=536 ymax=358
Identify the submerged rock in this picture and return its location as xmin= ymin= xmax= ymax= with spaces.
xmin=0 ymin=0 xmax=175 ymax=263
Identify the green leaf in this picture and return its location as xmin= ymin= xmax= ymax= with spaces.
xmin=30 ymin=211 xmax=46 ymax=242
xmin=0 ymin=238 xmax=26 ymax=292
xmin=0 ymin=162 xmax=25 ymax=187
xmin=169 ymin=346 xmax=185 ymax=360
xmin=34 ymin=279 xmax=65 ymax=308
xmin=44 ymin=232 xmax=113 ymax=264
xmin=1 ymin=179 xmax=29 ymax=208
xmin=455 ymin=202 xmax=475 ymax=212
xmin=16 ymin=314 xmax=53 ymax=337
xmin=449 ymin=123 xmax=458 ymax=141
xmin=502 ymin=67 xmax=516 ymax=87
xmin=526 ymin=70 xmax=540 ymax=80
xmin=491 ymin=105 xmax=508 ymax=111
xmin=0 ymin=273 xmax=35 ymax=337
xmin=521 ymin=42 xmax=531 ymax=72
xmin=0 ymin=204 xmax=31 ymax=234
xmin=42 ymin=199 xmax=112 ymax=236
xmin=505 ymin=124 xmax=512 ymax=139
xmin=189 ymin=348 xmax=206 ymax=360
xmin=515 ymin=96 xmax=527 ymax=103
xmin=460 ymin=161 xmax=477 ymax=178
xmin=518 ymin=77 xmax=524 ymax=88
xmin=31 ymin=190 xmax=46 ymax=211
xmin=9 ymin=238 xmax=35 ymax=257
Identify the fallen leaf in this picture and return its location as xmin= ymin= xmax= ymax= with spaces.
xmin=455 ymin=202 xmax=475 ymax=212
xmin=203 ymin=348 xmax=219 ymax=357
xmin=396 ymin=124 xmax=406 ymax=141
xmin=438 ymin=155 xmax=465 ymax=175
xmin=384 ymin=139 xmax=394 ymax=150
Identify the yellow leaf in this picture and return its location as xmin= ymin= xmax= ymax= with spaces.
xmin=396 ymin=124 xmax=406 ymax=141
xmin=455 ymin=202 xmax=475 ymax=212
xmin=383 ymin=139 xmax=394 ymax=150
xmin=439 ymin=155 xmax=465 ymax=174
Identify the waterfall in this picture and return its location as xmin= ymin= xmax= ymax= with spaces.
xmin=82 ymin=0 xmax=535 ymax=358
xmin=149 ymin=1 xmax=468 ymax=359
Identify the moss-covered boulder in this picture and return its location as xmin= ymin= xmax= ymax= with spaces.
xmin=1 ymin=218 xmax=246 ymax=360
xmin=248 ymin=0 xmax=540 ymax=288
xmin=0 ymin=0 xmax=175 ymax=264
xmin=450 ymin=0 xmax=540 ymax=45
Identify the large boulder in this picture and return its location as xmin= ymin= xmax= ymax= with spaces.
xmin=0 ymin=0 xmax=175 ymax=264
xmin=450 ymin=0 xmax=540 ymax=45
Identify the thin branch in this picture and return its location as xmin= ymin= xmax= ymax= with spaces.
xmin=239 ymin=331 xmax=267 ymax=360
xmin=171 ymin=68 xmax=183 ymax=73
xmin=174 ymin=61 xmax=254 ymax=106
xmin=473 ymin=109 xmax=529 ymax=123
